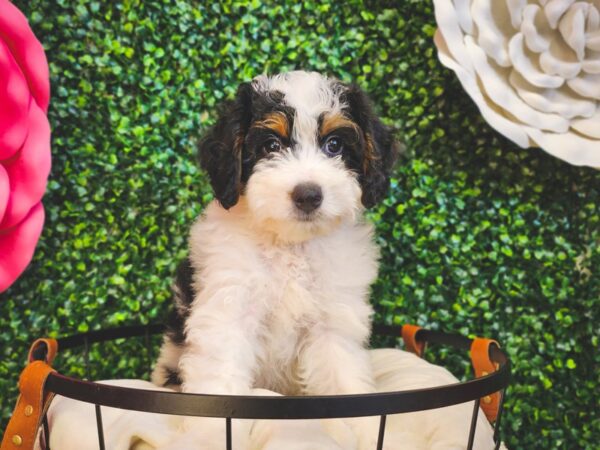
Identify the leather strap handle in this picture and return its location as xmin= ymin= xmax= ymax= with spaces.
xmin=1 ymin=339 xmax=58 ymax=450
xmin=27 ymin=339 xmax=58 ymax=365
xmin=401 ymin=324 xmax=426 ymax=357
xmin=470 ymin=337 xmax=501 ymax=423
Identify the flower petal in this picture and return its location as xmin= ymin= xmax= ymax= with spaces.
xmin=0 ymin=165 xmax=8 ymax=222
xmin=0 ymin=102 xmax=51 ymax=229
xmin=509 ymin=33 xmax=564 ymax=88
xmin=527 ymin=127 xmax=600 ymax=166
xmin=471 ymin=0 xmax=513 ymax=67
xmin=507 ymin=0 xmax=527 ymax=29
xmin=571 ymin=109 xmax=600 ymax=138
xmin=0 ymin=38 xmax=30 ymax=161
xmin=454 ymin=0 xmax=474 ymax=35
xmin=435 ymin=30 xmax=531 ymax=148
xmin=539 ymin=38 xmax=583 ymax=78
xmin=544 ymin=0 xmax=576 ymax=29
xmin=587 ymin=5 xmax=600 ymax=31
xmin=521 ymin=4 xmax=553 ymax=53
xmin=466 ymin=36 xmax=570 ymax=132
xmin=0 ymin=0 xmax=50 ymax=112
xmin=567 ymin=72 xmax=600 ymax=99
xmin=559 ymin=2 xmax=588 ymax=60
xmin=509 ymin=70 xmax=596 ymax=119
xmin=0 ymin=202 xmax=44 ymax=293
xmin=582 ymin=50 xmax=600 ymax=73
xmin=587 ymin=29 xmax=600 ymax=51
xmin=434 ymin=0 xmax=474 ymax=72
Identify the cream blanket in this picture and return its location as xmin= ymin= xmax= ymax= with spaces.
xmin=40 ymin=349 xmax=503 ymax=449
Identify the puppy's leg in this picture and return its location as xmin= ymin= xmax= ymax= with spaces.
xmin=299 ymin=327 xmax=383 ymax=450
xmin=180 ymin=287 xmax=260 ymax=394
xmin=177 ymin=284 xmax=264 ymax=448
xmin=299 ymin=328 xmax=375 ymax=394
xmin=151 ymin=338 xmax=184 ymax=389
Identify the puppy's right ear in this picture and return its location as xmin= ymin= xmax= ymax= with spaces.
xmin=198 ymin=82 xmax=254 ymax=209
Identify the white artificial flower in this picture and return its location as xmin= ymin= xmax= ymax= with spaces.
xmin=433 ymin=0 xmax=600 ymax=167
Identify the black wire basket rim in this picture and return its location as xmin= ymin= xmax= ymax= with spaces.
xmin=43 ymin=323 xmax=510 ymax=420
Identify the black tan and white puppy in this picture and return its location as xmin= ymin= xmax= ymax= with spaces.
xmin=152 ymin=71 xmax=399 ymax=449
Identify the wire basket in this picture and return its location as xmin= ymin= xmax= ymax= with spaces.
xmin=6 ymin=324 xmax=510 ymax=450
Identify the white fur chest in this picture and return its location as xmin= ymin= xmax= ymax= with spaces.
xmin=250 ymin=243 xmax=321 ymax=393
xmin=259 ymin=242 xmax=320 ymax=321
xmin=255 ymin=229 xmax=379 ymax=393
xmin=187 ymin=203 xmax=380 ymax=393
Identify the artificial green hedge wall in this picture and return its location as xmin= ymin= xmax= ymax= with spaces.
xmin=1 ymin=1 xmax=599 ymax=448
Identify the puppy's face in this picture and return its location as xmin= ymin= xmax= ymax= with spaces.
xmin=199 ymin=71 xmax=398 ymax=242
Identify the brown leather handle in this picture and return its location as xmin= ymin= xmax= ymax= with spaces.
xmin=401 ymin=324 xmax=426 ymax=357
xmin=27 ymin=339 xmax=58 ymax=365
xmin=1 ymin=339 xmax=58 ymax=450
xmin=470 ymin=337 xmax=501 ymax=423
xmin=402 ymin=325 xmax=502 ymax=423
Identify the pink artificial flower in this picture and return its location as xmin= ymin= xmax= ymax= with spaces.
xmin=0 ymin=0 xmax=51 ymax=293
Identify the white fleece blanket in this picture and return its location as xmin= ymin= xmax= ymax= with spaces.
xmin=40 ymin=349 xmax=503 ymax=450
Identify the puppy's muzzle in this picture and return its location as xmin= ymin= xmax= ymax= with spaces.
xmin=292 ymin=182 xmax=323 ymax=214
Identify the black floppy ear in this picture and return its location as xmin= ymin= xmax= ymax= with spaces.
xmin=343 ymin=84 xmax=399 ymax=208
xmin=198 ymin=82 xmax=254 ymax=209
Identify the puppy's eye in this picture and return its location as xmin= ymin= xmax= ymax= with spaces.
xmin=323 ymin=136 xmax=344 ymax=157
xmin=263 ymin=138 xmax=281 ymax=153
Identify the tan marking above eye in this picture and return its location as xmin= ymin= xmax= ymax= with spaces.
xmin=319 ymin=113 xmax=360 ymax=137
xmin=251 ymin=111 xmax=289 ymax=138
xmin=321 ymin=113 xmax=379 ymax=175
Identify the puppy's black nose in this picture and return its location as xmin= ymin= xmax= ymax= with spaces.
xmin=292 ymin=183 xmax=323 ymax=213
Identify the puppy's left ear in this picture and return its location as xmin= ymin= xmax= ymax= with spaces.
xmin=198 ymin=83 xmax=254 ymax=209
xmin=343 ymin=84 xmax=400 ymax=208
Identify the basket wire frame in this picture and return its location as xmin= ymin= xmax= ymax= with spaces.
xmin=36 ymin=324 xmax=509 ymax=450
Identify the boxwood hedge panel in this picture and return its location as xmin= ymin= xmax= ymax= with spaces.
xmin=1 ymin=1 xmax=598 ymax=449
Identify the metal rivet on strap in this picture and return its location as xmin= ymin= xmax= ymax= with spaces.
xmin=12 ymin=434 xmax=23 ymax=446
xmin=482 ymin=395 xmax=492 ymax=404
xmin=24 ymin=405 xmax=34 ymax=417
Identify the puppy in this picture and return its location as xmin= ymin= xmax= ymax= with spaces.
xmin=152 ymin=71 xmax=399 ymax=449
